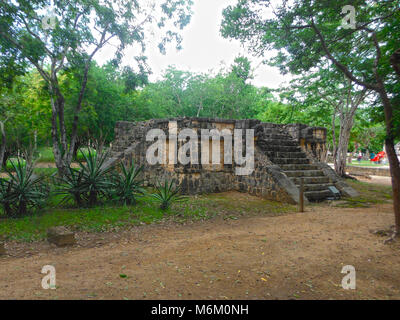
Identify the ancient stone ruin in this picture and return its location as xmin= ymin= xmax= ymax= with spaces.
xmin=109 ymin=118 xmax=358 ymax=204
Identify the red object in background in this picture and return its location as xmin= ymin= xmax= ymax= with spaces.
xmin=371 ymin=151 xmax=386 ymax=162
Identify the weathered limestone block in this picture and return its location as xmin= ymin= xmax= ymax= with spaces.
xmin=47 ymin=226 xmax=76 ymax=247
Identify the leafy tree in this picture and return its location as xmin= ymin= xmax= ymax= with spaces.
xmin=221 ymin=0 xmax=400 ymax=239
xmin=0 ymin=0 xmax=193 ymax=175
xmin=283 ymin=68 xmax=369 ymax=176
xmin=138 ymin=61 xmax=271 ymax=120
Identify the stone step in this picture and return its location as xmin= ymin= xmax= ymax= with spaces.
xmin=290 ymin=176 xmax=330 ymax=185
xmin=305 ymin=190 xmax=333 ymax=202
xmin=265 ymin=152 xmax=307 ymax=159
xmin=284 ymin=170 xmax=325 ymax=178
xmin=296 ymin=183 xmax=334 ymax=192
xmin=260 ymin=145 xmax=302 ymax=153
xmin=272 ymin=158 xmax=310 ymax=165
xmin=262 ymin=133 xmax=293 ymax=140
xmin=258 ymin=139 xmax=299 ymax=147
xmin=280 ymin=164 xmax=320 ymax=171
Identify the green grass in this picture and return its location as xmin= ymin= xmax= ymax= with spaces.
xmin=5 ymin=158 xmax=26 ymax=171
xmin=334 ymin=179 xmax=393 ymax=208
xmin=0 ymin=192 xmax=295 ymax=242
xmin=347 ymin=160 xmax=386 ymax=167
xmin=36 ymin=147 xmax=96 ymax=163
xmin=33 ymin=167 xmax=58 ymax=176
xmin=36 ymin=147 xmax=55 ymax=162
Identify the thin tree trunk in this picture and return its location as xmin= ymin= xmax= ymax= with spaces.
xmin=332 ymin=109 xmax=338 ymax=170
xmin=390 ymin=49 xmax=400 ymax=78
xmin=379 ymin=88 xmax=400 ymax=238
xmin=50 ymin=89 xmax=67 ymax=176
xmin=0 ymin=121 xmax=6 ymax=169
xmin=336 ymin=121 xmax=352 ymax=177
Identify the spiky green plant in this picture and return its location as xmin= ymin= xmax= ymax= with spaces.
xmin=77 ymin=148 xmax=115 ymax=206
xmin=0 ymin=159 xmax=48 ymax=217
xmin=112 ymin=160 xmax=145 ymax=205
xmin=54 ymin=166 xmax=85 ymax=206
xmin=151 ymin=179 xmax=186 ymax=211
xmin=55 ymin=148 xmax=114 ymax=207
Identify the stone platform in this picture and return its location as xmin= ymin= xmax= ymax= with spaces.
xmin=108 ymin=118 xmax=358 ymax=204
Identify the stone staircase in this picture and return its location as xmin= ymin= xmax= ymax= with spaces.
xmin=257 ymin=125 xmax=337 ymax=202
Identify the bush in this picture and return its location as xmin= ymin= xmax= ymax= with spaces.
xmin=5 ymin=157 xmax=26 ymax=171
xmin=151 ymin=179 xmax=186 ymax=211
xmin=0 ymin=159 xmax=48 ymax=217
xmin=112 ymin=160 xmax=145 ymax=205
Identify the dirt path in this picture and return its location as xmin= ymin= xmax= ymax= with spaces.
xmin=35 ymin=162 xmax=80 ymax=168
xmin=0 ymin=201 xmax=399 ymax=300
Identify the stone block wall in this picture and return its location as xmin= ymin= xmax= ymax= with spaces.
xmin=110 ymin=118 xmax=329 ymax=204
xmin=283 ymin=123 xmax=327 ymax=161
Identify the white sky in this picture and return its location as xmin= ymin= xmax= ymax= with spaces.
xmin=97 ymin=0 xmax=291 ymax=89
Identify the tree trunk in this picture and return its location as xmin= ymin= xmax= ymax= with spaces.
xmin=50 ymin=92 xmax=68 ymax=176
xmin=379 ymin=88 xmax=400 ymax=236
xmin=0 ymin=121 xmax=6 ymax=169
xmin=333 ymin=86 xmax=363 ymax=177
xmin=2 ymin=150 xmax=9 ymax=168
xmin=390 ymin=49 xmax=400 ymax=78
xmin=332 ymin=109 xmax=338 ymax=170
xmin=336 ymin=131 xmax=349 ymax=177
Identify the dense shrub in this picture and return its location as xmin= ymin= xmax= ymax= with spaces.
xmin=5 ymin=157 xmax=26 ymax=171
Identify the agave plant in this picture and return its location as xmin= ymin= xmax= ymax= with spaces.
xmin=112 ymin=160 xmax=145 ymax=205
xmin=54 ymin=166 xmax=85 ymax=206
xmin=152 ymin=179 xmax=186 ymax=211
xmin=76 ymin=148 xmax=114 ymax=206
xmin=1 ymin=159 xmax=48 ymax=217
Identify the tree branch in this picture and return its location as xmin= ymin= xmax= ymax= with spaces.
xmin=310 ymin=20 xmax=379 ymax=91
xmin=0 ymin=30 xmax=51 ymax=83
xmin=55 ymin=12 xmax=84 ymax=73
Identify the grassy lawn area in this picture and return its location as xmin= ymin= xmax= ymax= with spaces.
xmin=347 ymin=160 xmax=386 ymax=167
xmin=36 ymin=147 xmax=95 ymax=163
xmin=0 ymin=192 xmax=295 ymax=242
xmin=333 ymin=179 xmax=393 ymax=208
xmin=33 ymin=167 xmax=58 ymax=176
xmin=36 ymin=147 xmax=55 ymax=162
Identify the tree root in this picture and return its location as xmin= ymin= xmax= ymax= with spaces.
xmin=341 ymin=174 xmax=357 ymax=180
xmin=384 ymin=231 xmax=399 ymax=244
xmin=371 ymin=225 xmax=399 ymax=244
